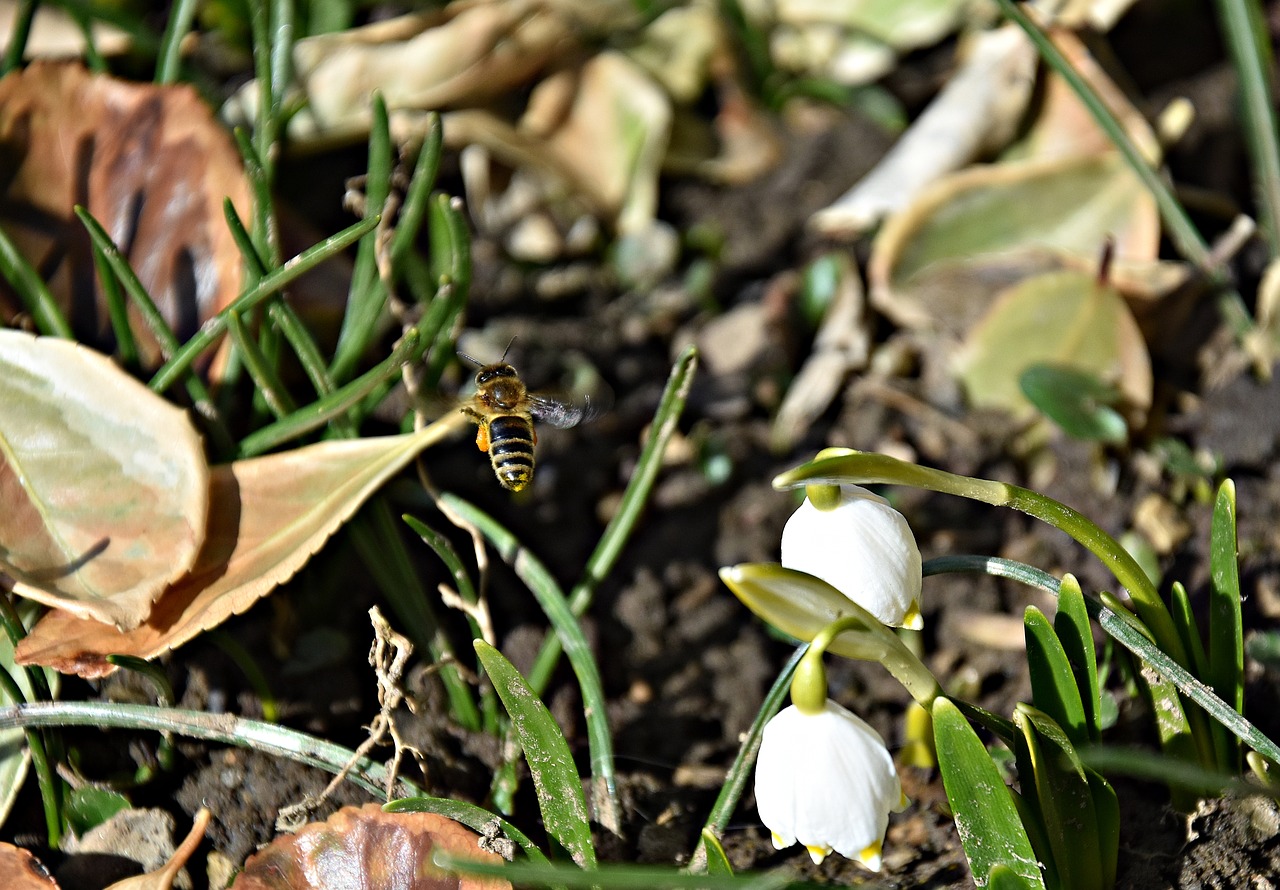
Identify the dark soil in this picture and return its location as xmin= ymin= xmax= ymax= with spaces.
xmin=13 ymin=5 xmax=1280 ymax=889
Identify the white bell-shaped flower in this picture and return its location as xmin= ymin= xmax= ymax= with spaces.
xmin=755 ymin=699 xmax=904 ymax=869
xmin=781 ymin=484 xmax=923 ymax=628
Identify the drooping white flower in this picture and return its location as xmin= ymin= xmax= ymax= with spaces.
xmin=781 ymin=484 xmax=923 ymax=628
xmin=755 ymin=699 xmax=905 ymax=869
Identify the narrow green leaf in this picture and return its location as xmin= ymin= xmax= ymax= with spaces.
xmin=933 ymin=698 xmax=1045 ymax=889
xmin=473 ymin=640 xmax=596 ymax=869
xmin=443 ymin=495 xmax=619 ymax=833
xmin=1019 ymin=364 xmax=1128 ymax=443
xmin=1025 ymin=606 xmax=1089 ymax=748
xmin=1169 ymin=582 xmax=1208 ymax=679
xmin=1 ymin=0 xmax=36 ymax=74
xmin=1088 ymin=769 xmax=1120 ymax=890
xmin=699 ymin=828 xmax=734 ymax=876
xmin=1208 ymin=479 xmax=1244 ymax=767
xmin=690 ymin=645 xmax=804 ymax=874
xmin=527 ymin=346 xmax=698 ymax=694
xmin=988 ymin=864 xmax=1040 ymax=890
xmin=389 ymin=114 xmax=444 ymax=275
xmin=225 ymin=309 xmax=296 ymax=419
xmin=149 ymin=214 xmax=380 ymax=394
xmin=1015 ymin=705 xmax=1102 ymax=890
xmin=434 ymin=853 xmax=791 ymax=889
xmin=154 ymin=0 xmax=200 ymax=84
xmin=1053 ymin=575 xmax=1100 ymax=741
xmin=0 ymin=224 xmax=73 ymax=339
xmin=330 ymin=94 xmax=393 ymax=384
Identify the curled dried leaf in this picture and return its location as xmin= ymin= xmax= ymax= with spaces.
xmin=232 ymin=804 xmax=511 ymax=890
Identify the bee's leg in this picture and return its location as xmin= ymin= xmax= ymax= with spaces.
xmin=475 ymin=422 xmax=490 ymax=452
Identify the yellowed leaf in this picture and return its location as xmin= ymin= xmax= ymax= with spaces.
xmin=231 ymin=804 xmax=511 ymax=890
xmin=0 ymin=61 xmax=249 ymax=366
xmin=0 ymin=330 xmax=207 ymax=630
xmin=15 ymin=418 xmax=464 ymax=677
xmin=953 ymin=268 xmax=1152 ymax=421
xmin=868 ymin=152 xmax=1159 ymax=329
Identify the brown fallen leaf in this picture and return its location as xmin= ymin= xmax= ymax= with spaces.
xmin=15 ymin=417 xmax=465 ymax=677
xmin=232 ymin=803 xmax=511 ymax=890
xmin=0 ymin=842 xmax=57 ymax=889
xmin=0 ymin=330 xmax=208 ymax=630
xmin=0 ymin=61 xmax=249 ymax=366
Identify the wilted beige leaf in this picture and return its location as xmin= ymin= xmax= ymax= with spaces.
xmin=0 ymin=61 xmax=249 ymax=365
xmin=811 ymin=25 xmax=1037 ymax=237
xmin=867 ymin=152 xmax=1159 ymax=329
xmin=953 ymin=268 xmax=1152 ymax=421
xmin=16 ymin=417 xmax=464 ymax=677
xmin=232 ymin=803 xmax=511 ymax=890
xmin=226 ymin=4 xmax=573 ymax=147
xmin=0 ymin=843 xmax=57 ymax=889
xmin=0 ymin=329 xmax=207 ymax=630
xmin=0 ymin=1 xmax=132 ymax=59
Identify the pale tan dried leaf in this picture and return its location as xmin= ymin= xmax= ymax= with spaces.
xmin=0 ymin=1 xmax=132 ymax=59
xmin=226 ymin=4 xmax=573 ymax=147
xmin=771 ymin=254 xmax=869 ymax=452
xmin=0 ymin=61 xmax=249 ymax=366
xmin=1017 ymin=27 xmax=1160 ymax=163
xmin=104 ymin=808 xmax=210 ymax=890
xmin=0 ymin=330 xmax=208 ymax=630
xmin=231 ymin=803 xmax=511 ymax=890
xmin=0 ymin=843 xmax=57 ymax=889
xmin=777 ymin=0 xmax=969 ymax=53
xmin=15 ymin=418 xmax=465 ymax=677
xmin=811 ymin=25 xmax=1037 ymax=237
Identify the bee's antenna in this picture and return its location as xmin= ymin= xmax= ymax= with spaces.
xmin=500 ymin=335 xmax=517 ymax=362
xmin=456 ymin=351 xmax=482 ymax=368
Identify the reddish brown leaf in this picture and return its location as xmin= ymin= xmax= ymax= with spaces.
xmin=0 ymin=61 xmax=249 ymax=365
xmin=0 ymin=843 xmax=58 ymax=889
xmin=232 ymin=804 xmax=511 ymax=890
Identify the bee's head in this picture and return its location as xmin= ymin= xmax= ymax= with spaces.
xmin=475 ymin=363 xmax=518 ymax=386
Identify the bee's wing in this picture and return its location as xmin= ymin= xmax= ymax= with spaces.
xmin=528 ymin=392 xmax=598 ymax=429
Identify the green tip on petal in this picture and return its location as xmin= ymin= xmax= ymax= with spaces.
xmin=806 ymin=844 xmax=832 ymax=865
xmin=859 ymin=840 xmax=883 ymax=871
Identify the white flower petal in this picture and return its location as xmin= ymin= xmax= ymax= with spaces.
xmin=781 ymin=485 xmax=922 ymax=627
xmin=754 ymin=700 xmax=902 ymax=868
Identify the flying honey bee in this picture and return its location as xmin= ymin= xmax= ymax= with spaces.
xmin=458 ymin=354 xmax=594 ymax=492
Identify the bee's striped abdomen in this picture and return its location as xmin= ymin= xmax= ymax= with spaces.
xmin=488 ymin=414 xmax=536 ymax=491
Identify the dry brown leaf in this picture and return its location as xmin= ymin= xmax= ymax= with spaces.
xmin=0 ymin=61 xmax=249 ymax=366
xmin=104 ymin=808 xmax=211 ymax=890
xmin=0 ymin=330 xmax=208 ymax=630
xmin=15 ymin=419 xmax=464 ymax=677
xmin=0 ymin=843 xmax=57 ymax=889
xmin=232 ymin=804 xmax=511 ymax=890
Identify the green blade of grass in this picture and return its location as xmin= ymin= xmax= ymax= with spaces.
xmin=526 ymin=346 xmax=698 ymax=695
xmin=1025 ymin=606 xmax=1089 ymax=748
xmin=2 ymin=0 xmax=36 ymax=74
xmin=994 ymin=0 xmax=1254 ymax=338
xmin=149 ymin=214 xmax=379 ymax=394
xmin=474 ymin=640 xmax=597 ymax=869
xmin=385 ymin=797 xmax=550 ymax=866
xmin=1054 ymin=575 xmax=1101 ymax=742
xmin=441 ymin=493 xmax=620 ymax=834
xmin=225 ymin=309 xmax=296 ymax=419
xmin=1213 ymin=0 xmax=1280 ymax=256
xmin=689 ymin=644 xmax=804 ymax=874
xmin=1209 ymin=479 xmax=1244 ymax=770
xmin=154 ymin=0 xmax=199 ymax=84
xmin=0 ymin=225 xmax=73 ymax=339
